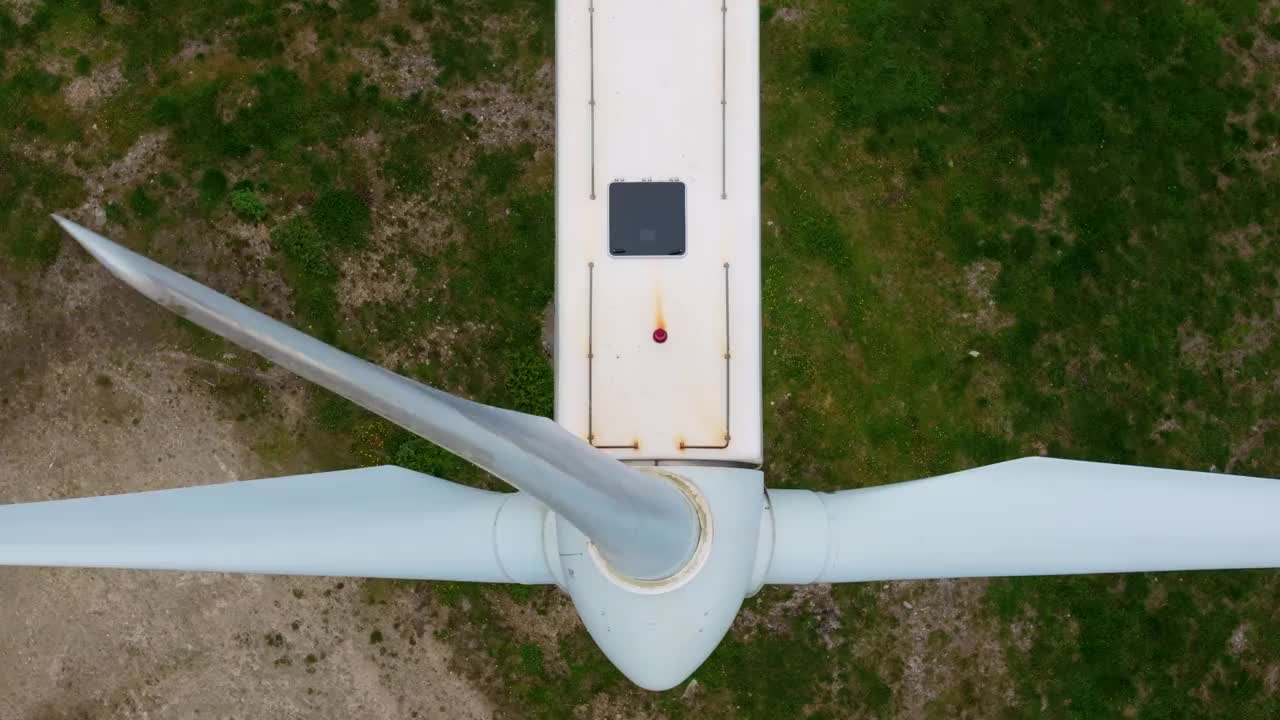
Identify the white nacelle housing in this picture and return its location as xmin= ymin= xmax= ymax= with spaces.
xmin=554 ymin=0 xmax=763 ymax=464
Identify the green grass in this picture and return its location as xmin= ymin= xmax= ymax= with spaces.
xmin=989 ymin=572 xmax=1280 ymax=718
xmin=504 ymin=347 xmax=553 ymax=417
xmin=270 ymin=214 xmax=339 ymax=341
xmin=127 ymin=186 xmax=159 ymax=220
xmin=752 ymin=1 xmax=1280 ymax=717
xmin=474 ymin=144 xmax=534 ymax=195
xmin=0 ymin=63 xmax=79 ymax=142
xmin=0 ymin=150 xmax=86 ymax=267
xmin=309 ymin=189 xmax=369 ymax=249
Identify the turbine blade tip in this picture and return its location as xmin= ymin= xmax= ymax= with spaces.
xmin=50 ymin=215 xmax=96 ymax=244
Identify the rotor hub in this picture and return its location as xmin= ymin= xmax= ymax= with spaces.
xmin=549 ymin=466 xmax=765 ymax=690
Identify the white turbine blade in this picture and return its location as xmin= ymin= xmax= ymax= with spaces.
xmin=50 ymin=216 xmax=697 ymax=581
xmin=766 ymin=457 xmax=1280 ymax=583
xmin=0 ymin=466 xmax=552 ymax=582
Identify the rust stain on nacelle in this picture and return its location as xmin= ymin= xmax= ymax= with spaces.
xmin=654 ymin=285 xmax=666 ymax=331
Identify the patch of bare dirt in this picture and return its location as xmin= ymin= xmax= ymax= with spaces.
xmin=573 ymin=694 xmax=662 ymax=720
xmin=0 ymin=244 xmax=130 ymax=438
xmin=955 ymin=260 xmax=1014 ymax=333
xmin=288 ymin=26 xmax=319 ymax=62
xmin=1218 ymin=223 xmax=1267 ymax=260
xmin=774 ymin=7 xmax=805 ymax=23
xmin=375 ymin=194 xmax=460 ymax=251
xmin=345 ymin=129 xmax=391 ymax=208
xmin=339 ymin=126 xmax=463 ymax=261
xmin=220 ymin=218 xmax=298 ymax=319
xmin=2 ymin=0 xmax=39 ymax=24
xmin=63 ymin=63 xmax=125 ymax=112
xmin=736 ymin=584 xmax=844 ymax=649
xmin=1149 ymin=413 xmax=1183 ymax=442
xmin=93 ymin=129 xmax=171 ymax=190
xmin=878 ymin=579 xmax=1018 ymax=719
xmin=337 ymin=245 xmax=417 ymax=309
xmin=174 ymin=36 xmax=225 ymax=64
xmin=490 ymin=591 xmax=580 ymax=675
xmin=1225 ymin=5 xmax=1280 ymax=171
xmin=1227 ymin=419 xmax=1278 ymax=473
xmin=350 ymin=44 xmax=440 ymax=99
xmin=0 ymin=275 xmax=26 ymax=337
xmin=438 ymin=66 xmax=555 ymax=148
xmin=1178 ymin=304 xmax=1279 ymax=379
xmin=1229 ymin=622 xmax=1251 ymax=656
xmin=1031 ymin=175 xmax=1075 ymax=244
xmin=74 ymin=131 xmax=173 ymax=223
xmin=541 ymin=301 xmax=554 ymax=357
xmin=377 ymin=319 xmax=493 ymax=372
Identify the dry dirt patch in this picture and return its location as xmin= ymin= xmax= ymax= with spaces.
xmin=878 ymin=579 xmax=1018 ymax=719
xmin=0 ymin=253 xmax=495 ymax=720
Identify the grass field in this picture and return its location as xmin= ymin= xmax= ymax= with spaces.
xmin=3 ymin=0 xmax=1280 ymax=717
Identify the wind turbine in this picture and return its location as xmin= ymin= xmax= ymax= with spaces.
xmin=5 ymin=0 xmax=1280 ymax=692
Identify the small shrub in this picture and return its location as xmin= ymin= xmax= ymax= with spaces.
xmin=1256 ymin=112 xmax=1280 ymax=135
xmin=271 ymin=215 xmax=338 ymax=340
xmin=73 ymin=54 xmax=92 ymax=76
xmin=0 ymin=10 xmax=15 ymax=53
xmin=383 ymin=135 xmax=433 ymax=194
xmin=128 ymin=186 xmax=159 ymax=219
xmin=342 ymin=0 xmax=378 ymax=21
xmin=8 ymin=66 xmax=62 ymax=97
xmin=270 ymin=216 xmax=332 ymax=277
xmin=408 ymin=0 xmax=433 ymax=22
xmin=104 ymin=202 xmax=127 ymax=226
xmin=474 ymin=144 xmax=532 ymax=195
xmin=198 ymin=168 xmax=228 ymax=204
xmin=237 ymin=30 xmax=285 ymax=59
xmin=433 ymin=35 xmax=493 ymax=84
xmin=239 ymin=67 xmax=310 ymax=156
xmin=807 ymin=47 xmax=838 ymax=77
xmin=229 ymin=187 xmax=268 ymax=222
xmin=122 ymin=24 xmax=179 ymax=80
xmin=148 ymin=81 xmax=230 ymax=158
